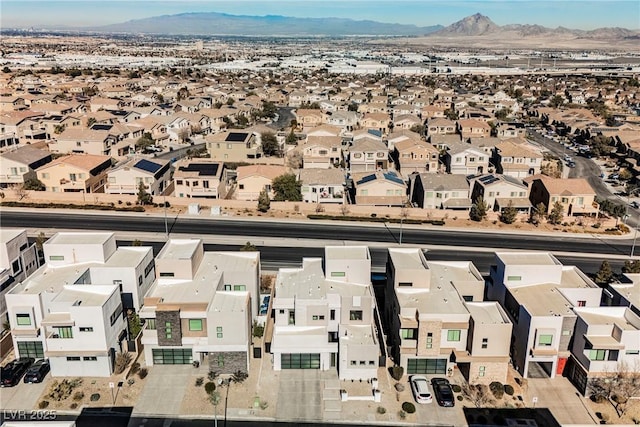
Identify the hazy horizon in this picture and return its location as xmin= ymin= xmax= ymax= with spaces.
xmin=2 ymin=0 xmax=639 ymax=31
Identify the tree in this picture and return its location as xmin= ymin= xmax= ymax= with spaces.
xmin=231 ymin=370 xmax=248 ymax=384
xmin=23 ymin=178 xmax=45 ymax=191
xmin=132 ymin=239 xmax=143 ymax=246
xmin=547 ymin=201 xmax=564 ymax=225
xmin=286 ymin=129 xmax=297 ymax=145
xmin=135 ymin=132 xmax=155 ymax=151
xmin=260 ymin=100 xmax=277 ymax=119
xmin=226 ymin=97 xmax=235 ymax=106
xmin=53 ymin=124 xmax=66 ymax=134
xmin=287 ymin=151 xmax=303 ymax=169
xmin=529 ymin=202 xmax=547 ymax=225
xmin=240 ymin=241 xmax=257 ymax=251
xmin=261 ymin=132 xmax=281 ymax=157
xmin=588 ymin=361 xmax=640 ymax=417
xmin=444 ymin=108 xmax=458 ymax=120
xmin=257 ymin=189 xmax=270 ymax=212
xmin=409 ymin=124 xmax=425 ymax=135
xmin=35 ymin=232 xmax=47 ymax=252
xmin=595 ymin=260 xmax=614 ymax=285
xmin=495 ymin=108 xmax=511 ymax=121
xmin=272 ymin=173 xmax=302 ymax=202
xmin=499 ymin=201 xmax=518 ymax=224
xmin=2 ymin=66 xmax=11 ymax=73
xmin=549 ymin=95 xmax=565 ymax=108
xmin=127 ymin=309 xmax=142 ymax=339
xmin=178 ymin=128 xmax=190 ymax=143
xmin=469 ymin=197 xmax=488 ymax=222
xmin=137 ymin=182 xmax=153 ymax=205
xmin=461 ymin=383 xmax=492 ymax=408
xmin=87 ymin=117 xmax=97 ymax=127
xmin=177 ymin=87 xmax=190 ymax=101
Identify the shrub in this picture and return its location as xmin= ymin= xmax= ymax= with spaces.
xmin=204 ymin=382 xmax=217 ymax=394
xmin=138 ymin=368 xmax=148 ymax=379
xmin=195 ymin=377 xmax=204 ymax=387
xmin=38 ymin=400 xmax=49 ymax=409
xmin=70 ymin=403 xmax=78 ymax=409
xmin=394 ymin=383 xmax=405 ymax=392
xmin=389 ymin=366 xmax=404 ymax=381
xmin=72 ymin=391 xmax=85 ymax=401
xmin=208 ymin=370 xmax=219 ymax=382
xmin=90 ymin=393 xmax=100 ymax=402
xmin=130 ymin=362 xmax=141 ymax=374
xmin=490 ymin=382 xmax=505 ymax=399
xmin=377 ymin=406 xmax=386 ymax=414
xmin=402 ymin=402 xmax=416 ymax=414
xmin=398 ymin=410 xmax=406 ymax=419
xmin=128 ymin=378 xmax=135 ymax=386
xmin=114 ymin=352 xmax=133 ymax=374
xmin=451 ymin=384 xmax=462 ymax=393
xmin=504 ymin=384 xmax=514 ymax=396
xmin=457 ymin=395 xmax=464 ymax=401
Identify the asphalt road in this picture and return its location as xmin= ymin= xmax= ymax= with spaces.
xmin=2 ymin=210 xmax=633 ymax=256
xmin=269 ymin=107 xmax=296 ymax=131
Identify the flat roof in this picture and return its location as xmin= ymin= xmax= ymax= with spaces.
xmin=104 ymin=247 xmax=150 ymax=268
xmin=211 ymin=292 xmax=248 ymax=314
xmin=496 ymin=252 xmax=560 ymax=266
xmin=46 ymin=232 xmax=113 ymax=246
xmin=388 ymin=248 xmax=428 ymax=271
xmin=511 ymin=283 xmax=574 ymax=316
xmin=466 ymin=302 xmax=510 ymax=325
xmin=12 ymin=263 xmax=97 ymax=295
xmin=576 ymin=307 xmax=640 ymax=332
xmin=325 ymin=246 xmax=369 ymax=260
xmin=0 ymin=228 xmax=24 ymax=244
xmin=157 ymin=239 xmax=200 ymax=260
xmin=52 ymin=285 xmax=117 ymax=307
xmin=340 ymin=324 xmax=377 ymax=345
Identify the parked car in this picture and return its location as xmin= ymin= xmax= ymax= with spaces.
xmin=431 ymin=377 xmax=455 ymax=407
xmin=1 ymin=358 xmax=35 ymax=387
xmin=630 ymin=201 xmax=640 ymax=209
xmin=409 ymin=375 xmax=433 ymax=404
xmin=23 ymin=359 xmax=50 ymax=383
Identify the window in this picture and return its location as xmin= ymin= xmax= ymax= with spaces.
xmin=312 ymin=315 xmax=325 ymax=321
xmin=83 ymin=356 xmax=98 ymax=361
xmin=110 ymin=304 xmax=123 ymax=326
xmin=279 ymin=309 xmax=284 ymax=314
xmin=224 ymin=284 xmax=232 ymax=291
xmin=217 ymin=354 xmax=224 ymax=367
xmin=49 ymin=255 xmax=64 ymax=261
xmin=426 ymin=333 xmax=433 ymax=349
xmin=159 ymin=272 xmax=175 ymax=277
xmin=239 ymin=184 xmax=244 ymax=190
xmin=626 ymin=350 xmax=639 ymax=355
xmin=577 ymin=300 xmax=586 ymax=307
xmin=79 ymin=327 xmax=93 ymax=332
xmin=330 ymin=310 xmax=335 ymax=320
xmin=401 ymin=328 xmax=417 ymax=340
xmin=479 ymin=366 xmax=486 ymax=377
xmin=507 ymin=275 xmax=521 ymax=281
xmin=146 ymin=318 xmax=156 ymax=330
xmin=16 ymin=313 xmax=31 ymax=326
xmin=331 ymin=271 xmax=345 ymax=277
xmin=216 ymin=326 xmax=223 ymax=339
xmin=189 ymin=319 xmax=203 ymax=332
xmin=56 ymin=326 xmax=73 ymax=338
xmin=538 ymin=334 xmax=553 ymax=347
xmin=67 ymin=356 xmax=81 ymax=361
xmin=203 ymin=180 xmax=209 ymax=189
xmin=233 ymin=285 xmax=246 ymax=291
xmin=165 ymin=321 xmax=172 ymax=339
xmin=482 ymin=338 xmax=488 ymax=349
xmin=369 ymin=360 xmax=375 ymax=365
xmin=447 ymin=330 xmax=461 ymax=342
xmin=288 ymin=310 xmax=295 ymax=325
xmin=359 ymin=360 xmax=366 ymax=365
xmin=589 ymin=349 xmax=606 ymax=361
xmin=11 ymin=259 xmax=22 ymax=275
xmin=176 ymin=180 xmax=183 ymax=185
xmin=17 ymin=341 xmax=44 ymax=359
xmin=349 ymin=310 xmax=363 ymax=321
xmin=399 ymin=282 xmax=413 ymax=287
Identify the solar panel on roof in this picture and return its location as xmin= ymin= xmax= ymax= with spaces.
xmin=91 ymin=124 xmax=112 ymax=131
xmin=226 ymin=132 xmax=249 ymax=142
xmin=178 ymin=163 xmax=220 ymax=176
xmin=356 ymin=174 xmax=377 ymax=185
xmin=134 ymin=159 xmax=162 ymax=174
xmin=383 ymin=172 xmax=405 ymax=185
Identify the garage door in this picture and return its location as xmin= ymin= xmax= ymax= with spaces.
xmin=17 ymin=341 xmax=44 ymax=359
xmin=281 ymin=353 xmax=320 ymax=369
xmin=407 ymin=358 xmax=447 ymax=374
xmin=152 ymin=348 xmax=192 ymax=365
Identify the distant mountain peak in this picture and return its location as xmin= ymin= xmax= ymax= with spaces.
xmin=435 ymin=13 xmax=499 ymax=36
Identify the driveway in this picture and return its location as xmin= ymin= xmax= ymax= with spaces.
xmin=276 ymin=370 xmax=322 ymax=421
xmin=0 ymin=376 xmax=51 ymax=410
xmin=525 ymin=377 xmax=597 ymax=425
xmin=133 ymin=365 xmax=192 ymax=416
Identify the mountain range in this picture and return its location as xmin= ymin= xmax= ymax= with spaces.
xmin=88 ymin=12 xmax=637 ymax=40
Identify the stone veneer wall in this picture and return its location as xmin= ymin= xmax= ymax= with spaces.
xmin=156 ymin=310 xmax=182 ymax=346
xmin=208 ymin=351 xmax=248 ymax=375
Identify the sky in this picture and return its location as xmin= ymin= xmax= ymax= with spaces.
xmin=2 ymin=0 xmax=639 ymax=30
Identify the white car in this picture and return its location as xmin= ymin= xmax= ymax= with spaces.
xmin=410 ymin=375 xmax=433 ymax=404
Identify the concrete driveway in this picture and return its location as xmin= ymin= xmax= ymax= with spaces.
xmin=525 ymin=377 xmax=598 ymax=425
xmin=133 ymin=365 xmax=192 ymax=416
xmin=0 ymin=375 xmax=51 ymax=410
xmin=276 ymin=370 xmax=322 ymax=421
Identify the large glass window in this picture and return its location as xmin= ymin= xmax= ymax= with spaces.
xmin=401 ymin=328 xmax=417 ymax=340
xmin=17 ymin=341 xmax=44 ymax=358
xmin=407 ymin=358 xmax=447 ymax=374
xmin=56 ymin=326 xmax=73 ymax=338
xmin=189 ymin=319 xmax=203 ymax=332
xmin=16 ymin=313 xmax=31 ymax=326
xmin=538 ymin=334 xmax=553 ymax=347
xmin=349 ymin=310 xmax=363 ymax=321
xmin=152 ymin=348 xmax=192 ymax=365
xmin=447 ymin=330 xmax=461 ymax=342
xmin=589 ymin=349 xmax=606 ymax=361
xmin=281 ymin=353 xmax=321 ymax=369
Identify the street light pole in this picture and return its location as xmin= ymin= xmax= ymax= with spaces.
xmin=163 ymin=193 xmax=168 ymax=237
xmin=632 ymin=225 xmax=638 ymax=258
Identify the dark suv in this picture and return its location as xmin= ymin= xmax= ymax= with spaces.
xmin=1 ymin=358 xmax=35 ymax=387
xmin=431 ymin=377 xmax=455 ymax=407
xmin=24 ymin=359 xmax=50 ymax=383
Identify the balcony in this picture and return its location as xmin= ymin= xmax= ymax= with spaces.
xmin=400 ymin=338 xmax=418 ymax=354
xmin=12 ymin=327 xmax=40 ymax=337
xmin=530 ymin=346 xmax=558 ymax=357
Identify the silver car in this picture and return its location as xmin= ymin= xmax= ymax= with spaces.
xmin=410 ymin=375 xmax=433 ymax=404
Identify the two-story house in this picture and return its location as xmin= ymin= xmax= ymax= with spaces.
xmin=0 ymin=229 xmax=39 ymax=318
xmin=299 ymin=168 xmax=345 ymax=204
xmin=36 ymin=154 xmax=111 ymax=193
xmin=443 ymin=143 xmax=489 ymax=175
xmin=205 ymin=131 xmax=262 ymax=162
xmin=393 ymin=138 xmax=440 ymax=178
xmin=235 ymin=165 xmax=288 ymax=201
xmin=410 ymin=173 xmax=471 ymax=210
xmin=140 ymin=239 xmax=259 ymax=371
xmin=470 ymin=174 xmax=531 ymax=213
xmin=457 ymin=119 xmax=491 ymax=139
xmin=528 ymin=176 xmax=599 ymax=217
xmin=487 ymin=252 xmax=602 ymax=379
xmin=493 ymin=139 xmax=543 ymax=178
xmin=106 ymin=158 xmax=172 ymax=196
xmin=298 ymin=136 xmax=343 ymax=169
xmin=173 ymin=160 xmax=226 ymax=199
xmin=0 ymin=145 xmax=52 ymax=188
xmin=348 ymin=138 xmax=389 ymax=172
xmin=270 ymin=247 xmax=378 ymax=380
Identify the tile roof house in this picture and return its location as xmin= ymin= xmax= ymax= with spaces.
xmin=410 ymin=173 xmax=471 ymax=210
xmin=106 ymin=157 xmax=172 ymax=196
xmin=527 ymin=176 xmax=598 ymax=217
xmin=393 ymin=138 xmax=440 ymax=177
xmin=0 ymin=145 xmax=52 ymax=188
xmin=298 ymin=136 xmax=343 ymax=169
xmin=348 ymin=138 xmax=389 ymax=173
xmin=298 ymin=168 xmax=346 ymax=204
xmin=36 ymin=154 xmax=111 ymax=193
xmin=351 ymin=170 xmax=406 ymax=207
xmin=235 ymin=165 xmax=289 ymax=201
xmin=173 ymin=159 xmax=226 ymax=199
xmin=493 ymin=139 xmax=543 ymax=178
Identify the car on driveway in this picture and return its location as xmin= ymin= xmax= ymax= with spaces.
xmin=1 ymin=358 xmax=34 ymax=387
xmin=431 ymin=377 xmax=455 ymax=407
xmin=23 ymin=359 xmax=50 ymax=383
xmin=409 ymin=375 xmax=433 ymax=404
xmin=630 ymin=201 xmax=639 ymax=209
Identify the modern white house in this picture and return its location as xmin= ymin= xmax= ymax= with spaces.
xmin=566 ymin=306 xmax=640 ymax=394
xmin=487 ymin=252 xmax=602 ymax=379
xmin=0 ymin=229 xmax=40 ymax=318
xmin=270 ymin=246 xmax=379 ymax=380
xmin=139 ymin=239 xmax=260 ymax=372
xmin=5 ymin=232 xmax=154 ymax=377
